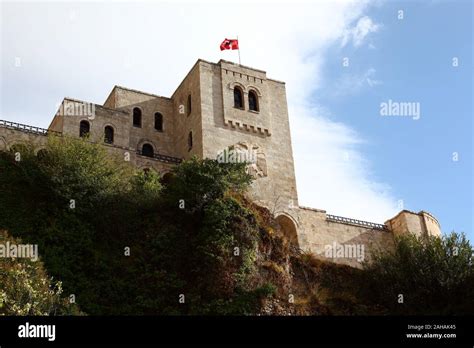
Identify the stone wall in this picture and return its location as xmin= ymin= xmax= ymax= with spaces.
xmin=0 ymin=127 xmax=48 ymax=151
xmin=421 ymin=211 xmax=442 ymax=237
xmin=112 ymin=88 xmax=176 ymax=157
xmin=284 ymin=206 xmax=395 ymax=268
xmin=171 ymin=61 xmax=203 ymax=160
xmin=385 ymin=210 xmax=441 ymax=238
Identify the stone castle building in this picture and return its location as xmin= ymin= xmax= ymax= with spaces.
xmin=0 ymin=59 xmax=441 ymax=267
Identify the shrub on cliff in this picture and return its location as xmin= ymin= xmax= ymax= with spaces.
xmin=0 ymin=230 xmax=80 ymax=315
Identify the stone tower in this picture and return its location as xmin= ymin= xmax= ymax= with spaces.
xmin=184 ymin=59 xmax=299 ymax=210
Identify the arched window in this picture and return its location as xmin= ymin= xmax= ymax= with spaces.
xmin=188 ymin=131 xmax=193 ymax=151
xmin=248 ymin=90 xmax=259 ymax=112
xmin=133 ymin=107 xmax=142 ymax=127
xmin=79 ymin=120 xmax=90 ymax=137
xmin=104 ymin=126 xmax=114 ymax=144
xmin=141 ymin=143 xmax=154 ymax=158
xmin=234 ymin=87 xmax=244 ymax=109
xmin=154 ymin=112 xmax=163 ymax=131
xmin=187 ymin=94 xmax=192 ymax=116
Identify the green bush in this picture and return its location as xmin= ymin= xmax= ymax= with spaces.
xmin=0 ymin=230 xmax=80 ymax=315
xmin=162 ymin=156 xmax=252 ymax=213
xmin=361 ymin=232 xmax=474 ymax=315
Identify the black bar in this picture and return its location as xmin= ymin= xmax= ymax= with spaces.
xmin=0 ymin=316 xmax=473 ymax=346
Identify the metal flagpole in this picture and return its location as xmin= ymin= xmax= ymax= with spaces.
xmin=237 ymin=35 xmax=241 ymax=65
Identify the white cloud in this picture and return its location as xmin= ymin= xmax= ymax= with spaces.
xmin=290 ymin=105 xmax=397 ymax=222
xmin=342 ymin=15 xmax=381 ymax=48
xmin=330 ymin=67 xmax=383 ymax=97
xmin=0 ymin=0 xmax=397 ymax=222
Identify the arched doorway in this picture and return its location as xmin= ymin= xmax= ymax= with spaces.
xmin=276 ymin=214 xmax=299 ymax=248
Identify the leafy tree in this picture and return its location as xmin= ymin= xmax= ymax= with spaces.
xmin=361 ymin=232 xmax=474 ymax=315
xmin=162 ymin=156 xmax=252 ymax=213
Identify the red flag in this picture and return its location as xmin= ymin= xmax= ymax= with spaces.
xmin=220 ymin=38 xmax=239 ymax=51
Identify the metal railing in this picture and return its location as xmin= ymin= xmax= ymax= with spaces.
xmin=136 ymin=150 xmax=182 ymax=164
xmin=326 ymin=214 xmax=387 ymax=230
xmin=0 ymin=119 xmax=60 ymax=136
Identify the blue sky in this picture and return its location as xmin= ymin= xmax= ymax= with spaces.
xmin=318 ymin=1 xmax=472 ymax=239
xmin=0 ymin=0 xmax=472 ymax=240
